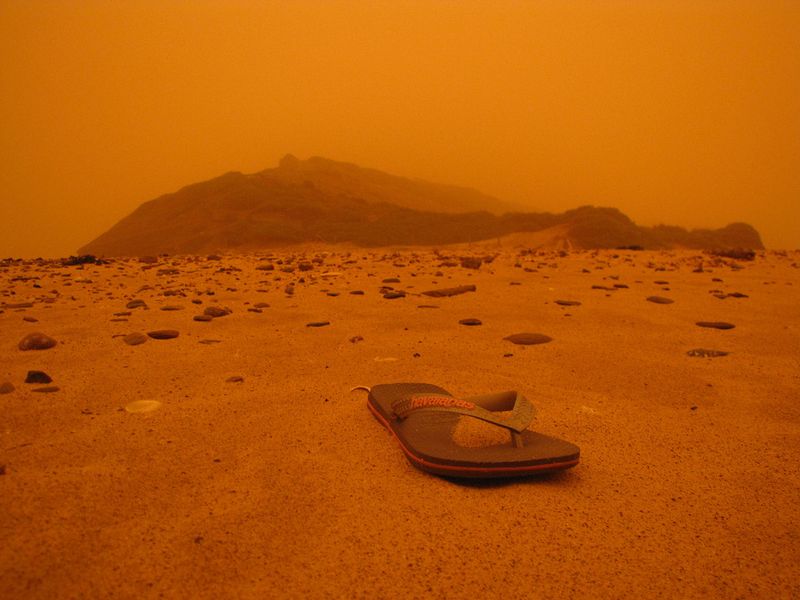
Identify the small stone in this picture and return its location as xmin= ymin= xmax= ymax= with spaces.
xmin=160 ymin=305 xmax=184 ymax=311
xmin=459 ymin=318 xmax=482 ymax=326
xmin=204 ymin=306 xmax=231 ymax=318
xmin=0 ymin=382 xmax=15 ymax=394
xmin=696 ymin=322 xmax=735 ymax=330
xmin=382 ymin=278 xmax=400 ymax=283
xmin=555 ymin=300 xmax=581 ymax=307
xmin=193 ymin=314 xmax=213 ymax=322
xmin=422 ymin=285 xmax=476 ymax=298
xmin=25 ymin=371 xmax=52 ymax=384
xmin=23 ymin=316 xmax=38 ymax=323
xmin=198 ymin=339 xmax=222 ymax=345
xmin=254 ymin=302 xmax=270 ymax=308
xmin=148 ymin=329 xmax=180 ymax=340
xmin=126 ymin=299 xmax=147 ymax=309
xmin=123 ymin=332 xmax=148 ymax=346
xmin=647 ymin=296 xmax=674 ymax=304
xmin=383 ymin=291 xmax=406 ymax=299
xmin=687 ymin=348 xmax=729 ymax=357
xmin=226 ymin=376 xmax=244 ymax=383
xmin=306 ymin=321 xmax=330 ymax=328
xmin=504 ymin=333 xmax=553 ymax=345
xmin=350 ymin=336 xmax=364 ymax=343
xmin=18 ymin=332 xmax=57 ymax=351
xmin=32 ymin=386 xmax=59 ymax=393
xmin=350 ymin=290 xmax=365 ymax=295
xmin=460 ymin=257 xmax=482 ymax=269
xmin=0 ymin=465 xmax=5 ymax=475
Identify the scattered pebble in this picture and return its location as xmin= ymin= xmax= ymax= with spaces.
xmin=148 ymin=330 xmax=180 ymax=339
xmin=18 ymin=332 xmax=57 ymax=351
xmin=459 ymin=318 xmax=482 ymax=326
xmin=0 ymin=382 xmax=15 ymax=394
xmin=193 ymin=315 xmax=213 ymax=322
xmin=687 ymin=348 xmax=729 ymax=357
xmin=383 ymin=291 xmax=406 ymax=299
xmin=226 ymin=376 xmax=244 ymax=383
xmin=23 ymin=316 xmax=38 ymax=323
xmin=504 ymin=333 xmax=553 ymax=345
xmin=306 ymin=321 xmax=330 ymax=327
xmin=647 ymin=296 xmax=674 ymax=304
xmin=25 ymin=371 xmax=52 ymax=384
xmin=422 ymin=285 xmax=476 ymax=297
xmin=555 ymin=300 xmax=581 ymax=306
xmin=696 ymin=322 xmax=735 ymax=330
xmin=123 ymin=332 xmax=148 ymax=346
xmin=204 ymin=306 xmax=231 ymax=318
xmin=126 ymin=299 xmax=147 ymax=309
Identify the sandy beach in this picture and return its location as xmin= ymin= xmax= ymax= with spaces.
xmin=2 ymin=248 xmax=799 ymax=598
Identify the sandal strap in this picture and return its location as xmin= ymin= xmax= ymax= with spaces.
xmin=391 ymin=390 xmax=535 ymax=434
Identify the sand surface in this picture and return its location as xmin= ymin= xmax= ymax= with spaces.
xmin=2 ymin=248 xmax=799 ymax=598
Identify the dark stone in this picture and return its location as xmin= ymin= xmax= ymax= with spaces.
xmin=555 ymin=300 xmax=581 ymax=307
xmin=383 ymin=291 xmax=406 ymax=299
xmin=647 ymin=296 xmax=674 ymax=304
xmin=148 ymin=330 xmax=180 ymax=339
xmin=350 ymin=290 xmax=365 ymax=295
xmin=254 ymin=302 xmax=270 ymax=308
xmin=422 ymin=285 xmax=476 ymax=298
xmin=460 ymin=257 xmax=482 ymax=269
xmin=25 ymin=371 xmax=52 ymax=384
xmin=204 ymin=306 xmax=231 ymax=318
xmin=382 ymin=278 xmax=400 ymax=283
xmin=194 ymin=315 xmax=213 ymax=322
xmin=0 ymin=382 xmax=15 ymax=394
xmin=160 ymin=305 xmax=184 ymax=311
xmin=504 ymin=333 xmax=553 ymax=345
xmin=696 ymin=322 xmax=735 ymax=330
xmin=198 ymin=339 xmax=222 ymax=344
xmin=18 ymin=332 xmax=57 ymax=351
xmin=123 ymin=332 xmax=148 ymax=346
xmin=306 ymin=321 xmax=330 ymax=327
xmin=126 ymin=299 xmax=147 ymax=309
xmin=226 ymin=376 xmax=244 ymax=383
xmin=23 ymin=316 xmax=38 ymax=323
xmin=459 ymin=318 xmax=482 ymax=326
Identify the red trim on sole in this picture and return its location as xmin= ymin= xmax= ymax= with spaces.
xmin=368 ymin=400 xmax=579 ymax=477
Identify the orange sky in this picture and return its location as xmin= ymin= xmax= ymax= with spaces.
xmin=1 ymin=1 xmax=798 ymax=257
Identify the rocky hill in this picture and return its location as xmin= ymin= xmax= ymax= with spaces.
xmin=79 ymin=156 xmax=763 ymax=256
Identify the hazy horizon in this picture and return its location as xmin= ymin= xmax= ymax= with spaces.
xmin=2 ymin=1 xmax=798 ymax=257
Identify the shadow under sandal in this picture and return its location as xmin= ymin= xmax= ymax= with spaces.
xmin=368 ymin=383 xmax=580 ymax=478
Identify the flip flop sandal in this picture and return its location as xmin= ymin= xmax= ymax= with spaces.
xmin=363 ymin=382 xmax=580 ymax=478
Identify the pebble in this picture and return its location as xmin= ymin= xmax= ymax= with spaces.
xmin=504 ymin=333 xmax=553 ymax=345
xmin=422 ymin=285 xmax=476 ymax=298
xmin=459 ymin=318 xmax=482 ymax=326
xmin=647 ymin=296 xmax=674 ymax=304
xmin=226 ymin=376 xmax=244 ymax=383
xmin=123 ymin=332 xmax=148 ymax=346
xmin=194 ymin=314 xmax=213 ymax=322
xmin=350 ymin=290 xmax=365 ymax=295
xmin=687 ymin=348 xmax=729 ymax=357
xmin=204 ymin=306 xmax=231 ymax=318
xmin=306 ymin=321 xmax=330 ymax=327
xmin=0 ymin=382 xmax=15 ymax=394
xmin=18 ymin=332 xmax=57 ymax=351
xmin=254 ymin=302 xmax=270 ymax=308
xmin=555 ymin=300 xmax=581 ymax=307
xmin=198 ymin=339 xmax=222 ymax=345
xmin=23 ymin=316 xmax=38 ymax=323
xmin=696 ymin=322 xmax=735 ymax=330
xmin=160 ymin=305 xmax=184 ymax=311
xmin=148 ymin=330 xmax=180 ymax=339
xmin=25 ymin=371 xmax=52 ymax=384
xmin=383 ymin=291 xmax=406 ymax=299
xmin=126 ymin=299 xmax=147 ymax=309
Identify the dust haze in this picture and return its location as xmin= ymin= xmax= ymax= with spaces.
xmin=1 ymin=1 xmax=798 ymax=257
